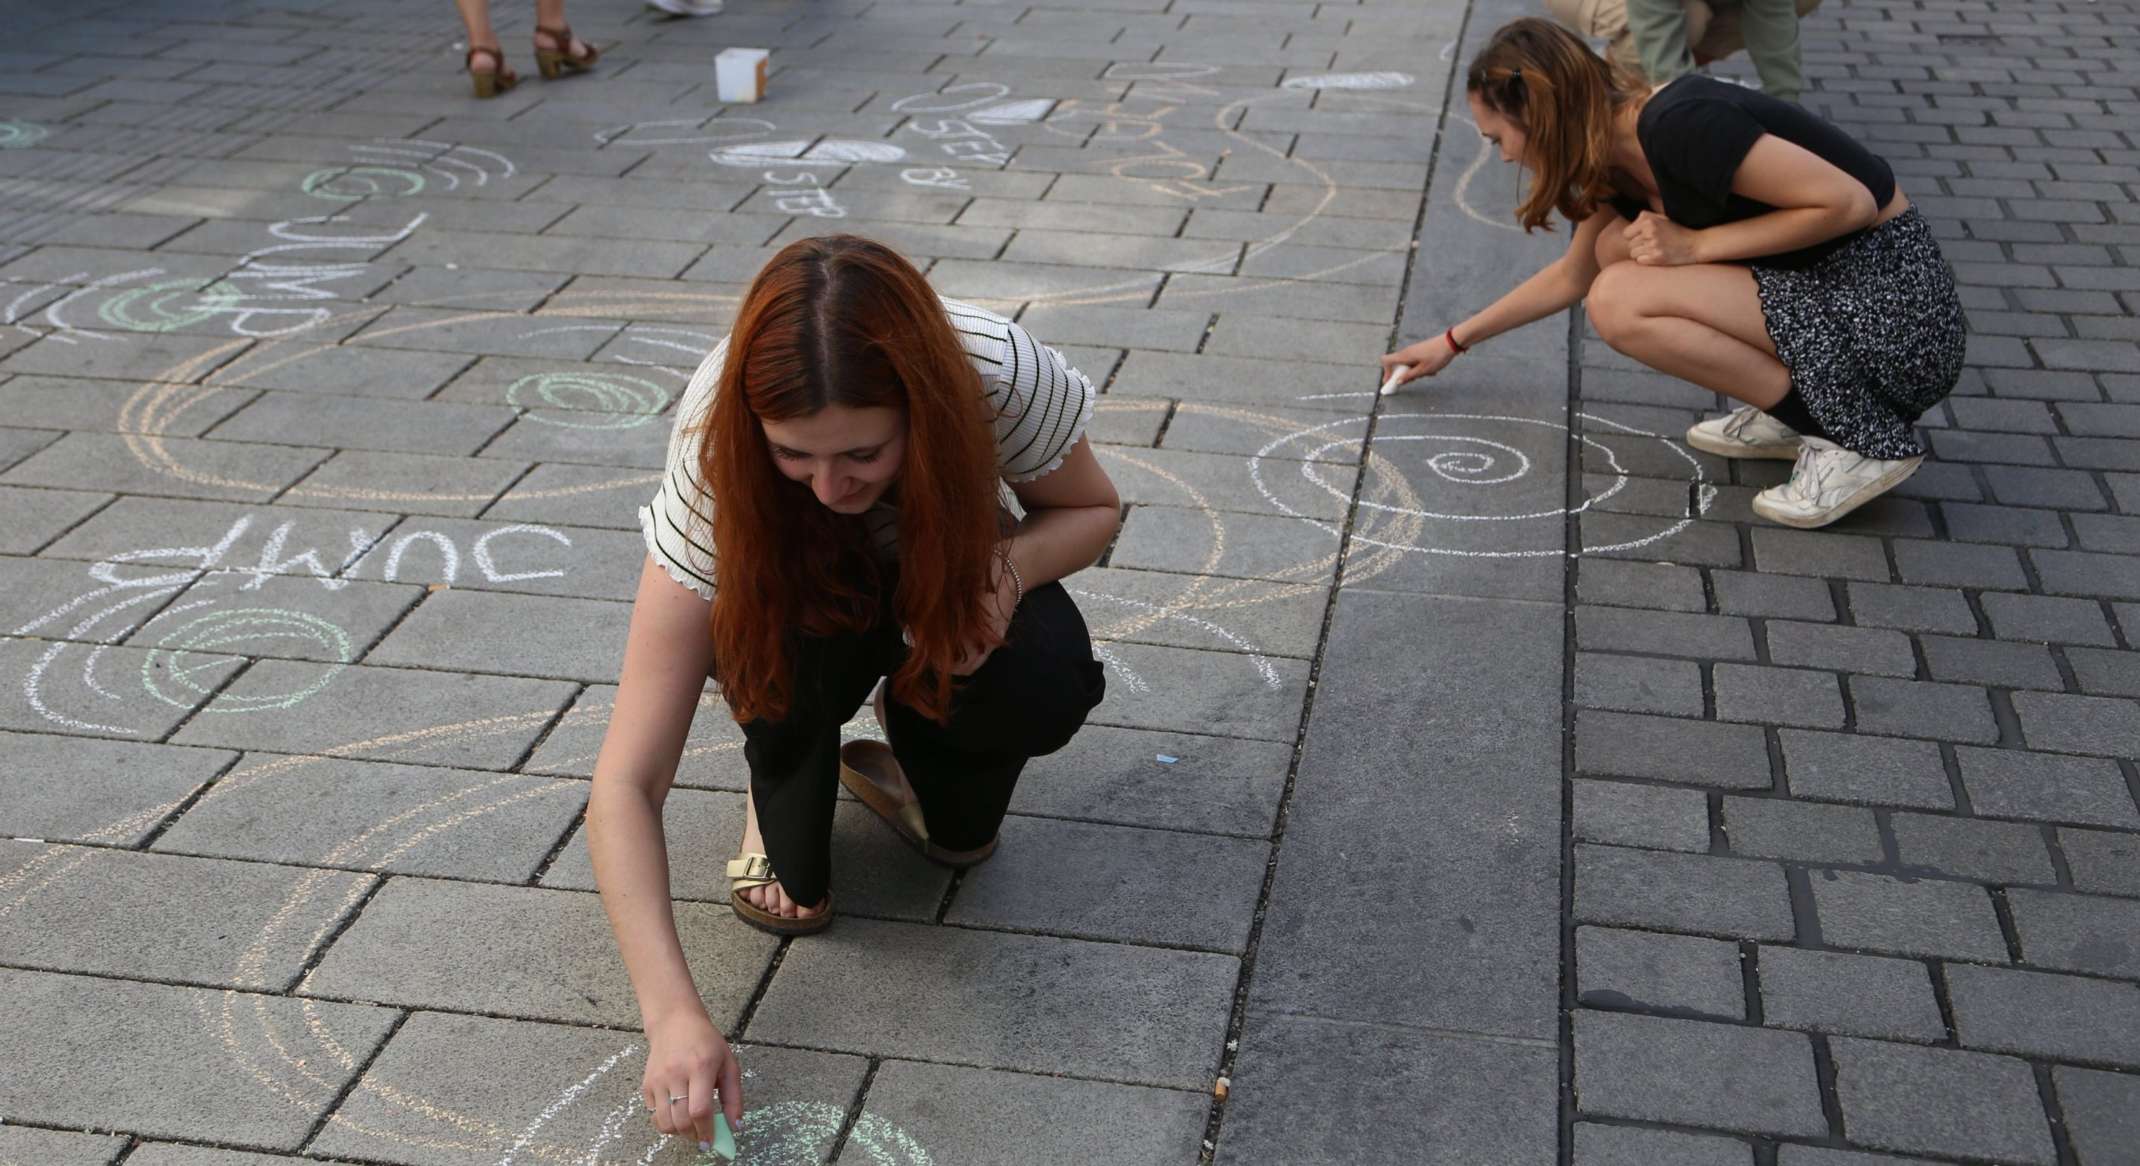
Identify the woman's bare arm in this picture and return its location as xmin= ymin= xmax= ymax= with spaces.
xmin=1684 ymin=134 xmax=1880 ymax=262
xmin=588 ymin=556 xmax=717 ymax=1027
xmin=1003 ymin=436 xmax=1120 ymax=587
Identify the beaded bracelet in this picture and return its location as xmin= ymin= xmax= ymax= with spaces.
xmin=996 ymin=545 xmax=1024 ymax=607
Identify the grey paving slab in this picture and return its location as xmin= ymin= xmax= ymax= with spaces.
xmin=0 ymin=968 xmax=394 ymax=1150
xmin=1573 ymin=1010 xmax=1827 ymax=1138
xmin=1247 ymin=590 xmax=1560 ymax=1035
xmin=749 ymin=917 xmax=1236 ymax=1088
xmin=1759 ymin=946 xmax=1948 ymax=1043
xmin=2 ymin=431 xmax=329 ymax=502
xmin=841 ymin=1060 xmax=1208 ymax=1166
xmin=127 ymin=573 xmax=422 ymax=664
xmin=1576 ymin=844 xmax=1796 ymax=941
xmin=365 ymin=589 xmax=628 ymax=682
xmin=1829 ymin=1038 xmax=2056 ymax=1165
xmin=1113 ymin=350 xmax=1373 ymax=411
xmin=2007 ymin=888 xmax=2140 ymax=979
xmin=1012 ymin=722 xmax=1291 ymax=836
xmin=1781 ymin=730 xmax=1956 ymax=809
xmin=117 ymin=1148 xmax=349 ymax=1166
xmin=0 ymin=483 xmax=111 ymax=554
xmin=207 ymin=392 xmax=513 ymax=456
xmin=1098 ymin=442 xmax=1357 ymax=520
xmin=1573 ymin=1124 xmax=1752 ymax=1166
xmin=35 ymin=496 xmax=396 ymax=571
xmin=0 ymin=840 xmax=368 ymax=989
xmin=479 ymin=462 xmax=655 ymax=529
xmin=1573 ymin=779 xmax=1712 ymax=853
xmin=1111 ymin=503 xmax=1340 ymax=585
xmin=0 ymin=635 xmax=234 ymax=740
xmin=0 ymin=1127 xmax=126 ymax=1166
xmin=172 ymin=662 xmax=575 ymax=770
xmin=210 ymin=343 xmax=475 ymax=399
xmin=0 ymin=375 xmax=254 ymax=437
xmin=949 ymin=815 xmax=1266 ymax=950
xmin=1811 ymin=870 xmax=2009 ymax=962
xmin=157 ymin=753 xmax=585 ymax=882
xmin=282 ymin=449 xmax=530 ymax=517
xmin=1575 ymin=926 xmax=1745 ymax=1020
xmin=0 ymin=327 xmax=251 ymax=382
xmin=303 ymin=877 xmax=777 ymax=1028
xmin=1947 ymin=962 xmax=2140 ymax=1068
xmin=2055 ymin=1066 xmax=2140 ymax=1166
xmin=2061 ymin=827 xmax=2140 ymax=898
xmin=0 ymin=730 xmax=232 ymax=845
xmin=1074 ymin=565 xmax=1325 ymax=659
xmin=1576 ymin=710 xmax=1772 ymax=789
xmin=1703 ymin=569 xmax=1840 ymax=624
xmin=1088 ymin=639 xmax=1308 ymax=741
xmin=1723 ymin=797 xmax=1883 ymax=864
xmin=345 ymin=307 xmax=622 ymax=360
xmin=313 ymin=1012 xmax=868 ymax=1166
xmin=1956 ymin=747 xmax=2140 ymax=827
xmin=1889 ymin=808 xmax=2058 ymax=884
xmin=1215 ymin=1012 xmax=1556 ymax=1166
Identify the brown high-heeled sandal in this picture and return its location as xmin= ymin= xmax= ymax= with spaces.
xmin=465 ymin=45 xmax=517 ymax=99
xmin=534 ymin=24 xmax=599 ymax=79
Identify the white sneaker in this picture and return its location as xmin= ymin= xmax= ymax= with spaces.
xmin=646 ymin=0 xmax=722 ymax=14
xmin=1751 ymin=436 xmax=1923 ymax=529
xmin=1686 ymin=405 xmax=1803 ymax=460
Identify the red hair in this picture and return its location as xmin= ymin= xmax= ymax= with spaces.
xmin=704 ymin=235 xmax=1001 ymax=725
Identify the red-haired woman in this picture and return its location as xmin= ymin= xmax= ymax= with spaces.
xmin=1384 ymin=18 xmax=1965 ymax=529
xmin=587 ymin=235 xmax=1116 ymax=1143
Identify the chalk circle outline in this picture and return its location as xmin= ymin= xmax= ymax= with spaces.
xmin=505 ymin=370 xmax=672 ymax=429
xmin=1252 ymin=410 xmax=1706 ymax=556
xmin=140 ymin=607 xmax=353 ymax=712
xmin=688 ymin=1101 xmax=930 ymax=1165
xmin=302 ymin=165 xmax=425 ymax=201
xmin=97 ymin=277 xmax=245 ymax=333
xmin=0 ymin=119 xmax=50 ymax=148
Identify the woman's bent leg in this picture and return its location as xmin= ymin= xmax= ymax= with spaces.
xmin=882 ymin=582 xmax=1106 ymax=852
xmin=740 ymin=625 xmax=899 ymax=908
xmin=1587 ymin=260 xmax=1792 ymax=409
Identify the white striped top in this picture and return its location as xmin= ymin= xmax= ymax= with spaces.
xmin=639 ymin=297 xmax=1096 ymax=600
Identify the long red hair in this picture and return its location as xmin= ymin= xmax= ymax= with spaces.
xmin=704 ymin=235 xmax=1001 ymax=725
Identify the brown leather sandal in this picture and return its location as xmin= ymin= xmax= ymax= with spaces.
xmin=466 ymin=45 xmax=518 ymax=99
xmin=534 ymin=24 xmax=599 ymax=79
xmin=726 ymin=852 xmax=833 ymax=936
xmin=838 ymin=740 xmax=998 ymax=869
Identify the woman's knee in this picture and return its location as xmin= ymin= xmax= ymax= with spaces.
xmin=1586 ymin=262 xmax=1647 ymax=347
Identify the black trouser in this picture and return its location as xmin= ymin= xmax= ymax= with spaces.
xmin=733 ymin=580 xmax=1105 ymax=908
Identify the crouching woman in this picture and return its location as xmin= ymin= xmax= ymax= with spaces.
xmin=587 ymin=234 xmax=1116 ymax=1143
xmin=1385 ymin=18 xmax=1965 ymax=528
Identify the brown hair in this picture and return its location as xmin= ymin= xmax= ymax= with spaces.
xmin=703 ymin=235 xmax=1002 ymax=725
xmin=1466 ymin=17 xmax=1645 ymax=230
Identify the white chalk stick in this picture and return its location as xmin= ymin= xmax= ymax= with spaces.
xmin=1378 ymin=364 xmax=1411 ymax=396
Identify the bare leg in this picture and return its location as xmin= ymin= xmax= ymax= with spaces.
xmin=454 ymin=0 xmax=498 ymax=50
xmin=533 ymin=0 xmax=593 ymax=58
xmin=1587 ymin=260 xmax=1791 ymax=410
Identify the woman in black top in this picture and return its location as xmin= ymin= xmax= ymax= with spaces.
xmin=1384 ymin=18 xmax=1965 ymax=529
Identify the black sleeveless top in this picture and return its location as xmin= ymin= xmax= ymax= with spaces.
xmin=1605 ymin=76 xmax=1897 ymax=269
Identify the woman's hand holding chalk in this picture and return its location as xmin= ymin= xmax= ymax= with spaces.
xmin=1379 ymin=364 xmax=1412 ymax=396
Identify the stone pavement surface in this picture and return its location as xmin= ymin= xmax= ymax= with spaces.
xmin=0 ymin=0 xmax=2134 ymax=1161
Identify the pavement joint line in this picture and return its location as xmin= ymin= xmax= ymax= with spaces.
xmin=154 ymin=650 xmax=258 ymax=746
xmin=297 ymin=1004 xmax=410 ymax=1156
xmin=130 ymin=745 xmax=246 ymax=851
xmin=2027 ymin=1060 xmax=2083 ymax=1166
xmin=1809 ymin=1031 xmax=1848 ymax=1140
xmin=821 ymin=1055 xmax=883 ymax=1163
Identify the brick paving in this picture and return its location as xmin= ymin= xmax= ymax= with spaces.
xmin=0 ymin=0 xmax=2132 ymax=1163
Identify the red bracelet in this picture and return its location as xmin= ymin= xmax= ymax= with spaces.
xmin=1445 ymin=326 xmax=1469 ymax=354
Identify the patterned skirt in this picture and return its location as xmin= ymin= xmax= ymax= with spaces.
xmin=1752 ymin=207 xmax=1967 ymax=460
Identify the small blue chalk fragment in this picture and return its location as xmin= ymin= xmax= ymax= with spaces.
xmin=1155 ymin=754 xmax=1179 ymax=764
